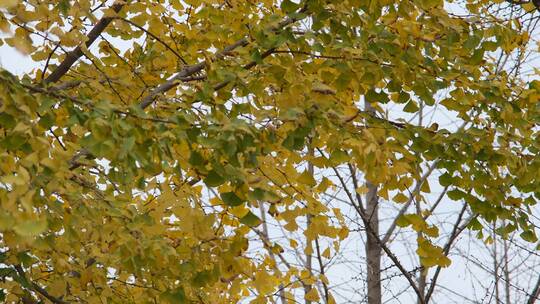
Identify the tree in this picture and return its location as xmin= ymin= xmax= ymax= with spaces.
xmin=1 ymin=0 xmax=540 ymax=303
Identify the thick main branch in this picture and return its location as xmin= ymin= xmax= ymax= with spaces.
xmin=44 ymin=1 xmax=126 ymax=84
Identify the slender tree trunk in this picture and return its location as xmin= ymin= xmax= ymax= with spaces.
xmin=366 ymin=180 xmax=381 ymax=304
xmin=364 ymin=100 xmax=381 ymax=304
xmin=259 ymin=204 xmax=287 ymax=304
xmin=503 ymin=235 xmax=511 ymax=304
xmin=493 ymin=223 xmax=501 ymax=303
xmin=305 ymin=213 xmax=313 ymax=304
xmin=416 ymin=200 xmax=426 ymax=304
xmin=305 ymin=148 xmax=314 ymax=304
xmin=414 ymin=146 xmax=426 ymax=304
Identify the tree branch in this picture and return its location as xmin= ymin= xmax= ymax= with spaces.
xmin=14 ymin=265 xmax=70 ymax=304
xmin=424 ymin=205 xmax=475 ymax=303
xmin=381 ymin=161 xmax=439 ymax=245
xmin=138 ymin=7 xmax=307 ymax=109
xmin=326 ymin=158 xmax=425 ymax=303
xmin=528 ymin=274 xmax=540 ymax=304
xmin=44 ymin=1 xmax=126 ymax=84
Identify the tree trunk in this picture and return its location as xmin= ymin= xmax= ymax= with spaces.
xmin=364 ymin=100 xmax=381 ymax=304
xmin=305 ymin=149 xmax=314 ymax=304
xmin=493 ymin=223 xmax=501 ymax=304
xmin=366 ymin=180 xmax=381 ymax=304
xmin=503 ymin=236 xmax=511 ymax=304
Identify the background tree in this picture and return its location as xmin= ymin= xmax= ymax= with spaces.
xmin=1 ymin=0 xmax=540 ymax=303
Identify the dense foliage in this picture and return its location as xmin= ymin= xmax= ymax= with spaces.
xmin=1 ymin=0 xmax=540 ymax=303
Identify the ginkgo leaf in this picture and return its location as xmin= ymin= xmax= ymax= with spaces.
xmin=298 ymin=170 xmax=316 ymax=186
xmin=204 ymin=170 xmax=225 ymax=187
xmin=13 ymin=219 xmax=47 ymax=236
xmin=0 ymin=0 xmax=17 ymax=8
xmin=393 ymin=193 xmax=408 ymax=204
xmin=240 ymin=211 xmax=261 ymax=227
xmin=521 ymin=230 xmax=538 ymax=243
xmin=221 ymin=192 xmax=244 ymax=207
xmin=160 ymin=288 xmax=187 ymax=304
xmin=305 ymin=288 xmax=320 ymax=302
xmin=403 ymin=100 xmax=419 ymax=113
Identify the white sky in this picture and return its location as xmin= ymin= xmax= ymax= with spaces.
xmin=0 ymin=44 xmax=35 ymax=75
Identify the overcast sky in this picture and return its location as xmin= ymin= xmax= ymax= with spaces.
xmin=0 ymin=44 xmax=35 ymax=75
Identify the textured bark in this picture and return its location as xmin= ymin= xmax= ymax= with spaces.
xmin=417 ymin=273 xmax=426 ymax=304
xmin=366 ymin=180 xmax=381 ymax=304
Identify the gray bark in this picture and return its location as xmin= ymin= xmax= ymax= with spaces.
xmin=366 ymin=180 xmax=381 ymax=304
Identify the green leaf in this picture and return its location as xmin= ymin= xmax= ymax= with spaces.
xmin=521 ymin=230 xmax=538 ymax=243
xmin=298 ymin=170 xmax=316 ymax=186
xmin=13 ymin=219 xmax=48 ymax=237
xmin=221 ymin=192 xmax=244 ymax=207
xmin=329 ymin=150 xmax=349 ymax=165
xmin=240 ymin=211 xmax=261 ymax=227
xmin=280 ymin=0 xmax=298 ymax=13
xmin=439 ymin=172 xmax=452 ymax=187
xmin=192 ymin=267 xmax=220 ymax=288
xmin=160 ymin=288 xmax=187 ymax=304
xmin=395 ymin=215 xmax=409 ymax=227
xmin=120 ymin=136 xmax=136 ymax=159
xmin=0 ymin=267 xmax=14 ymax=278
xmin=366 ymin=89 xmax=389 ymax=104
xmin=204 ymin=170 xmax=225 ymax=187
xmin=468 ymin=218 xmax=483 ymax=231
xmin=17 ymin=252 xmax=33 ymax=267
xmin=57 ymin=0 xmax=70 ymax=14
xmin=0 ymin=113 xmax=16 ymax=129
xmin=248 ymin=188 xmax=266 ymax=201
xmin=38 ymin=112 xmax=55 ymax=129
xmin=403 ymin=100 xmax=419 ymax=113
xmin=397 ymin=91 xmax=410 ymax=103
xmin=447 ymin=189 xmax=464 ymax=201
xmin=189 ymin=150 xmax=205 ymax=167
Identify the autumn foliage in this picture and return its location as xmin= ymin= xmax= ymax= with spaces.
xmin=1 ymin=0 xmax=540 ymax=303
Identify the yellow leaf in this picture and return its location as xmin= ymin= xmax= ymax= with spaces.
xmin=13 ymin=218 xmax=47 ymax=236
xmin=230 ymin=205 xmax=250 ymax=218
xmin=337 ymin=227 xmax=349 ymax=240
xmin=0 ymin=0 xmax=17 ymax=8
xmin=393 ymin=193 xmax=408 ymax=204
xmin=420 ymin=180 xmax=431 ymax=193
xmin=322 ymin=247 xmax=331 ymax=259
xmin=290 ymin=239 xmax=298 ymax=248
xmin=298 ymin=170 xmax=316 ymax=186
xmin=305 ymin=288 xmax=320 ymax=302
xmin=356 ymin=186 xmax=368 ymax=194
xmin=522 ymin=2 xmax=536 ymax=11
